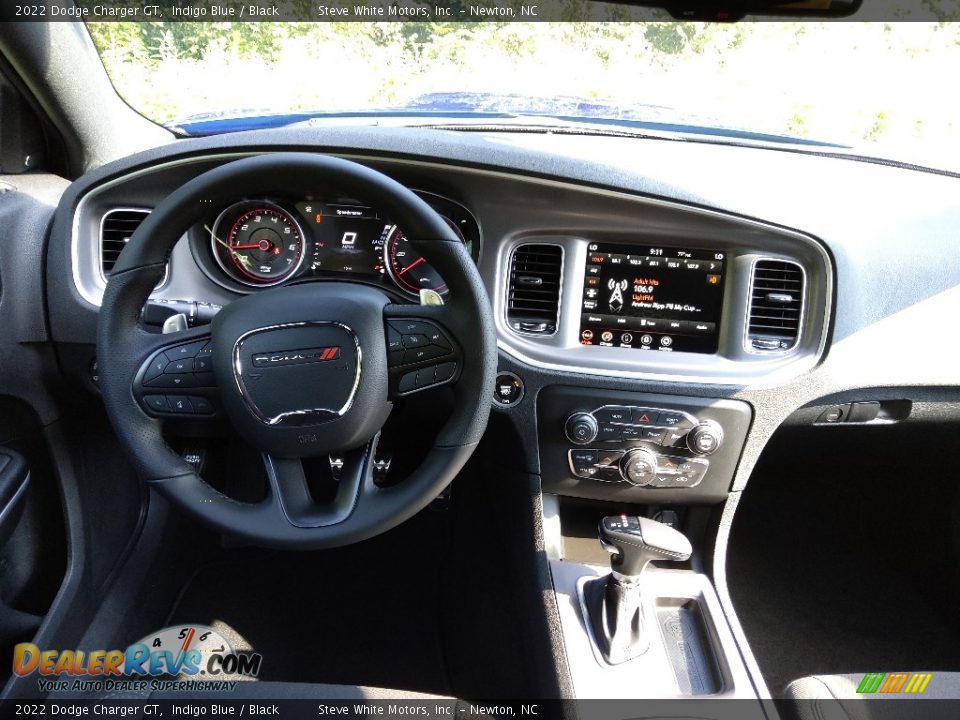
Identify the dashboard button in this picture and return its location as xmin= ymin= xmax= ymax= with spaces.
xmin=597 ymin=465 xmax=623 ymax=482
xmin=621 ymin=426 xmax=642 ymax=440
xmin=194 ymin=354 xmax=213 ymax=372
xmin=632 ymin=408 xmax=659 ymax=426
xmin=597 ymin=423 xmax=622 ymax=442
xmin=657 ymin=411 xmax=690 ymax=428
xmin=640 ymin=428 xmax=666 ymax=443
xmin=570 ymin=449 xmax=597 ymax=465
xmin=661 ymin=429 xmax=688 ymax=448
xmin=494 ymin=373 xmax=523 ymax=405
xmin=570 ymin=449 xmax=598 ymax=477
xmin=594 ymin=406 xmax=631 ymax=424
xmin=597 ymin=449 xmax=624 ymax=466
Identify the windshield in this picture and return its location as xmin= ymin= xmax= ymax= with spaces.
xmin=88 ymin=20 xmax=960 ymax=159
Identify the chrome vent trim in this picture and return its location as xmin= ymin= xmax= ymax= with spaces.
xmin=99 ymin=208 xmax=151 ymax=277
xmin=745 ymin=258 xmax=805 ymax=353
xmin=506 ymin=243 xmax=563 ymax=336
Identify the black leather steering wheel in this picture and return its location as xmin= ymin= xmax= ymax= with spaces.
xmin=96 ymin=153 xmax=497 ymax=549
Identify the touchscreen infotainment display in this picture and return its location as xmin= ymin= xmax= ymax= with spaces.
xmin=578 ymin=243 xmax=725 ymax=354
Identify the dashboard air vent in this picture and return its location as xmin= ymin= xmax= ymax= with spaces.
xmin=101 ymin=209 xmax=150 ymax=276
xmin=507 ymin=244 xmax=563 ymax=335
xmin=746 ymin=259 xmax=805 ymax=352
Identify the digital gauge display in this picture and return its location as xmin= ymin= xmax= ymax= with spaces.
xmin=205 ymin=193 xmax=477 ymax=297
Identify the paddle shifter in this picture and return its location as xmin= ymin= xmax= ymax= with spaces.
xmin=584 ymin=515 xmax=692 ymax=664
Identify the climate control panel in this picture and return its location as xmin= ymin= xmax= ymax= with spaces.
xmin=568 ymin=447 xmax=709 ymax=488
xmin=538 ymin=386 xmax=752 ymax=504
xmin=564 ymin=405 xmax=724 ymax=456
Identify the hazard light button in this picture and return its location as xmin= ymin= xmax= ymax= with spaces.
xmin=632 ymin=408 xmax=660 ymax=426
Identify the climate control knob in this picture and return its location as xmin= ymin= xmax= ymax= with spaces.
xmin=686 ymin=420 xmax=724 ymax=456
xmin=565 ymin=412 xmax=599 ymax=445
xmin=620 ymin=448 xmax=659 ymax=487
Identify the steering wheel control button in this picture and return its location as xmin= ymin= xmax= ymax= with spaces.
xmin=402 ymin=344 xmax=446 ymax=364
xmin=398 ymin=371 xmax=418 ymax=393
xmin=189 ymin=396 xmax=215 ymax=415
xmin=401 ymin=333 xmax=428 ymax=348
xmin=434 ymin=362 xmax=457 ymax=383
xmin=144 ymin=354 xmax=169 ymax=382
xmin=387 ymin=327 xmax=403 ymax=353
xmin=417 ymin=367 xmax=440 ymax=388
xmin=426 ymin=328 xmax=452 ymax=350
xmin=565 ymin=412 xmax=599 ymax=445
xmin=144 ymin=395 xmax=170 ymax=413
xmin=165 ymin=358 xmax=194 ymax=373
xmin=493 ymin=372 xmax=524 ymax=406
xmin=386 ymin=319 xmax=456 ymax=371
xmin=167 ymin=340 xmax=208 ymax=359
xmin=194 ymin=354 xmax=213 ymax=372
xmin=147 ymin=373 xmax=198 ymax=389
xmin=168 ymin=396 xmax=193 ymax=413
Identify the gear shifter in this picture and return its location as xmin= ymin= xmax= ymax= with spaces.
xmin=584 ymin=515 xmax=692 ymax=664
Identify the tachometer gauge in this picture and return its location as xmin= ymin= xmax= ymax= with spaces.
xmin=211 ymin=201 xmax=306 ymax=287
xmin=385 ymin=217 xmax=465 ymax=297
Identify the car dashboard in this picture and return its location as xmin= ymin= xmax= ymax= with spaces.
xmin=45 ymin=126 xmax=960 ymax=511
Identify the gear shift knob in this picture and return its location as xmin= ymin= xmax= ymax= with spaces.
xmin=599 ymin=514 xmax=692 ymax=579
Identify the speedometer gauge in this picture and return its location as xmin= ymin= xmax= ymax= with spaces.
xmin=211 ymin=201 xmax=306 ymax=286
xmin=385 ymin=217 xmax=465 ymax=297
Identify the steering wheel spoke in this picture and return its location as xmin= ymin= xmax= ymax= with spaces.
xmin=263 ymin=440 xmax=375 ymax=529
xmin=133 ymin=330 xmax=222 ymax=419
xmin=384 ymin=303 xmax=461 ymax=399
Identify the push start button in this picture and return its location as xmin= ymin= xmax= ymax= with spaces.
xmin=493 ymin=372 xmax=524 ymax=407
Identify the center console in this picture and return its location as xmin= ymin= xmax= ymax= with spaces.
xmin=539 ymin=386 xmax=751 ymax=504
xmin=495 ymin=196 xmax=832 ymax=385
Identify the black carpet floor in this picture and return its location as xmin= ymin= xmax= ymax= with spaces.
xmin=167 ymin=511 xmax=453 ymax=694
xmin=727 ymin=427 xmax=960 ymax=697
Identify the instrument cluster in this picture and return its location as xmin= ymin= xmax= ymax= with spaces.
xmin=191 ymin=190 xmax=480 ymax=299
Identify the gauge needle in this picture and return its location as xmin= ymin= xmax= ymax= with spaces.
xmin=205 ymin=224 xmax=234 ymax=252
xmin=398 ymin=256 xmax=426 ymax=277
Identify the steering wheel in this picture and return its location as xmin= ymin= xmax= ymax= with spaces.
xmin=96 ymin=153 xmax=497 ymax=549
